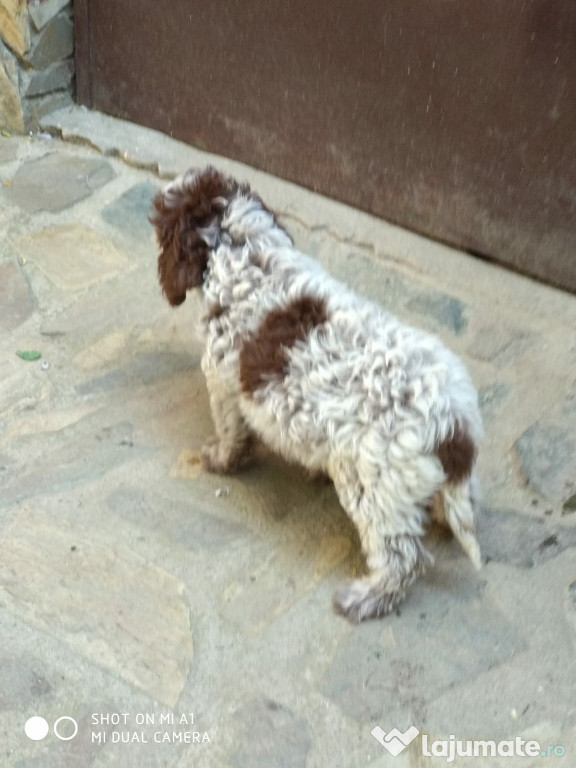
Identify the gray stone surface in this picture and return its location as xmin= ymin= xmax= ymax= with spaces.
xmin=478 ymin=507 xmax=576 ymax=568
xmin=9 ymin=153 xmax=114 ymax=212
xmin=406 ymin=292 xmax=469 ymax=335
xmin=107 ymin=486 xmax=250 ymax=552
xmin=514 ymin=421 xmax=576 ymax=504
xmin=322 ymin=576 xmax=524 ymax=725
xmin=24 ymin=59 xmax=74 ymax=97
xmin=101 ymin=180 xmax=158 ymax=238
xmin=0 ymin=657 xmax=51 ymax=709
xmin=28 ymin=0 xmax=71 ymax=32
xmin=0 ymin=51 xmax=24 ymax=132
xmin=13 ymin=223 xmax=129 ymax=289
xmin=0 ymin=113 xmax=575 ymax=766
xmin=0 ymin=261 xmax=34 ymax=332
xmin=231 ymin=698 xmax=312 ymax=768
xmin=467 ymin=322 xmax=531 ymax=367
xmin=0 ymin=135 xmax=19 ymax=162
xmin=0 ymin=0 xmax=74 ymax=133
xmin=0 ymin=136 xmax=18 ymax=163
xmin=25 ymin=13 xmax=73 ymax=69
xmin=478 ymin=382 xmax=512 ymax=422
xmin=25 ymin=89 xmax=73 ymax=124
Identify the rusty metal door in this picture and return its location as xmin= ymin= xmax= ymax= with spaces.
xmin=75 ymin=0 xmax=576 ymax=292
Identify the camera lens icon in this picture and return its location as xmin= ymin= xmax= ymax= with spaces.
xmin=25 ymin=716 xmax=78 ymax=741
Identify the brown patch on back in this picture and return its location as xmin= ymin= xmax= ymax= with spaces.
xmin=239 ymin=296 xmax=327 ymax=396
xmin=436 ymin=422 xmax=476 ymax=484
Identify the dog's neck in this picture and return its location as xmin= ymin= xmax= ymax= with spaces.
xmin=221 ymin=194 xmax=292 ymax=250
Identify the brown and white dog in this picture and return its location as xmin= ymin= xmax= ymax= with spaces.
xmin=151 ymin=166 xmax=483 ymax=622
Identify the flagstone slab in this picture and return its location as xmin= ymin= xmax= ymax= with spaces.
xmin=0 ymin=506 xmax=193 ymax=706
xmin=101 ymin=180 xmax=158 ymax=238
xmin=9 ymin=153 xmax=114 ymax=212
xmin=406 ymin=291 xmax=469 ymax=336
xmin=3 ymin=404 xmax=99 ymax=438
xmin=72 ymin=328 xmax=132 ymax=370
xmin=13 ymin=224 xmax=131 ymax=290
xmin=467 ymin=322 xmax=531 ymax=367
xmin=107 ymin=485 xmax=250 ymax=553
xmin=230 ymin=698 xmax=311 ymax=768
xmin=0 ymin=420 xmax=146 ymax=508
xmin=513 ymin=420 xmax=576 ymax=504
xmin=322 ymin=570 xmax=523 ymax=725
xmin=0 ymin=260 xmax=34 ymax=332
xmin=0 ymin=135 xmax=19 ymax=163
xmin=0 ymin=656 xmax=51 ymax=710
xmin=220 ymin=535 xmax=351 ymax=634
xmin=477 ymin=507 xmax=576 ymax=568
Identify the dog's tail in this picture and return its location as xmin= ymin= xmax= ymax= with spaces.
xmin=433 ymin=422 xmax=482 ymax=569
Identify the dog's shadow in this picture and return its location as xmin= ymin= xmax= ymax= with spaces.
xmin=221 ymin=444 xmax=467 ymax=588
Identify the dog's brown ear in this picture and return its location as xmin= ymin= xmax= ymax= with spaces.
xmin=150 ymin=167 xmax=236 ymax=306
xmin=156 ymin=232 xmax=208 ymax=306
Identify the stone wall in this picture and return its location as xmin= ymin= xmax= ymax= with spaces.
xmin=0 ymin=0 xmax=74 ymax=133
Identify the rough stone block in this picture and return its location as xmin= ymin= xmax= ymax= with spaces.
xmin=0 ymin=55 xmax=24 ymax=132
xmin=25 ymin=89 xmax=73 ymax=126
xmin=25 ymin=13 xmax=73 ymax=68
xmin=0 ymin=0 xmax=30 ymax=56
xmin=23 ymin=58 xmax=74 ymax=96
xmin=28 ymin=0 xmax=71 ymax=32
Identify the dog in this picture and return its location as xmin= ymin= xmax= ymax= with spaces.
xmin=151 ymin=166 xmax=483 ymax=622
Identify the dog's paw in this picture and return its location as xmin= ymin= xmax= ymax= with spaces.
xmin=332 ymin=580 xmax=401 ymax=623
xmin=201 ymin=436 xmax=253 ymax=474
xmin=201 ymin=437 xmax=229 ymax=474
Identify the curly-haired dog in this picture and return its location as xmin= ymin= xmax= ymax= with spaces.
xmin=151 ymin=166 xmax=483 ymax=622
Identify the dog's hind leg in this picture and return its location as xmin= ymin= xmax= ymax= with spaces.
xmin=330 ymin=460 xmax=435 ymax=623
xmin=333 ymin=531 xmax=432 ymax=623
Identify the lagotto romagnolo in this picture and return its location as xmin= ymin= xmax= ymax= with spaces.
xmin=151 ymin=166 xmax=483 ymax=623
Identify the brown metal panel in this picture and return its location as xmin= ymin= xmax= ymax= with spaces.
xmin=73 ymin=0 xmax=92 ymax=107
xmin=76 ymin=0 xmax=576 ymax=291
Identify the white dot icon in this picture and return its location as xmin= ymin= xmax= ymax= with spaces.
xmin=24 ymin=716 xmax=49 ymax=741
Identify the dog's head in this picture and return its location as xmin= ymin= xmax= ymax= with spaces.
xmin=150 ymin=166 xmax=237 ymax=306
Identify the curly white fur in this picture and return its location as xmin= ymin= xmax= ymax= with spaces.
xmin=152 ymin=167 xmax=483 ymax=622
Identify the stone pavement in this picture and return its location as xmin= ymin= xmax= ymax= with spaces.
xmin=0 ymin=107 xmax=575 ymax=767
